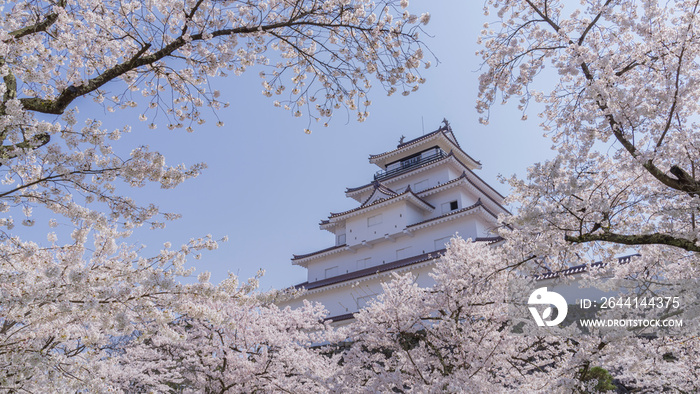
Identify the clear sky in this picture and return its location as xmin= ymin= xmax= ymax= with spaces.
xmin=28 ymin=2 xmax=555 ymax=291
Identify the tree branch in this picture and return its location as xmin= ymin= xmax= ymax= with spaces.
xmin=6 ymin=0 xmax=66 ymax=41
xmin=523 ymin=0 xmax=700 ymax=194
xmin=578 ymin=0 xmax=613 ymax=46
xmin=0 ymin=132 xmax=50 ymax=162
xmin=565 ymin=231 xmax=700 ymax=252
xmin=19 ymin=16 xmax=387 ymax=115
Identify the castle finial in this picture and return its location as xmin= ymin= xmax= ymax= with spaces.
xmin=399 ymin=135 xmax=406 ymax=144
xmin=441 ymin=118 xmax=450 ymax=130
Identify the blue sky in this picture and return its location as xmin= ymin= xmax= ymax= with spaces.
xmin=27 ymin=2 xmax=555 ymax=291
xmin=164 ymin=1 xmax=554 ymax=290
xmin=127 ymin=1 xmax=555 ymax=291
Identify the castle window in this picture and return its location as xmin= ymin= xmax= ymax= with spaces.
xmin=357 ymin=257 xmax=371 ymax=270
xmin=336 ymin=233 xmax=346 ymax=245
xmin=368 ymin=213 xmax=382 ymax=227
xmin=325 ymin=266 xmax=339 ymax=278
xmin=442 ymin=200 xmax=459 ymax=213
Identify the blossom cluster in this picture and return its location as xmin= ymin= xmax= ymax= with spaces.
xmin=476 ymin=0 xmax=700 ymax=268
xmin=0 ymin=0 xmax=431 ymax=391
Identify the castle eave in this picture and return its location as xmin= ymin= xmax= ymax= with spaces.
xmin=346 ymin=153 xmax=468 ymax=199
xmin=328 ymin=189 xmax=434 ymax=222
xmin=295 ymin=249 xmax=445 ymax=291
xmin=535 ymin=254 xmax=640 ymax=280
xmin=368 ymin=128 xmax=481 ymax=170
xmin=292 ymin=244 xmax=347 ymax=265
xmin=405 ymin=199 xmax=497 ymax=232
xmin=294 ymin=237 xmax=506 ymax=294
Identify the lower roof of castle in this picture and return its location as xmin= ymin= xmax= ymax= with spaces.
xmin=294 ymin=236 xmax=505 ymax=291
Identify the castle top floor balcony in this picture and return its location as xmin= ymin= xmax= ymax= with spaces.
xmin=374 ymin=147 xmax=446 ymax=181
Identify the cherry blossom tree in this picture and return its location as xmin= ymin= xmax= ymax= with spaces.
xmin=461 ymin=0 xmax=700 ymax=391
xmin=477 ymin=0 xmax=700 ymax=268
xmin=338 ymin=238 xmax=530 ymax=392
xmin=0 ymin=0 xmax=431 ymax=390
xmin=335 ymin=238 xmax=601 ymax=392
xmin=105 ymin=286 xmax=340 ymax=393
xmin=336 ymin=238 xmax=700 ymax=392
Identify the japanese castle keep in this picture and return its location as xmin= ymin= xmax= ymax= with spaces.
xmin=281 ymin=121 xmax=508 ymax=322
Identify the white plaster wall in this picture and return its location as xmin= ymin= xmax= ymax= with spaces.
xmin=304 ymin=213 xmax=488 ymax=282
xmin=403 ymin=202 xmax=424 ymax=225
xmin=447 ymin=166 xmax=462 ymax=179
xmin=415 ymin=215 xmax=479 ymax=242
xmin=344 ymin=203 xmax=408 ymax=246
xmin=458 ymin=189 xmax=478 ymax=208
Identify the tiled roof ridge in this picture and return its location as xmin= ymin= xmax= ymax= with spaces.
xmin=294 ymin=249 xmax=446 ymax=291
xmin=474 ymin=236 xmax=505 ymax=244
xmin=346 ymin=153 xmax=456 ymax=194
xmin=459 ymin=169 xmax=510 ymax=214
xmin=368 ymin=128 xmax=481 ymax=166
xmin=416 ymin=171 xmax=468 ymax=195
xmin=292 ymin=244 xmax=346 ymax=261
xmin=462 ymin=165 xmax=506 ymax=201
xmin=535 ymin=254 xmax=641 ymax=280
xmin=407 ymin=198 xmax=485 ymax=228
xmin=294 ymin=237 xmax=505 ymax=293
xmin=376 ymin=181 xmax=397 ymax=195
xmin=396 ymin=128 xmax=443 ymax=149
xmin=324 ymin=313 xmax=355 ymax=323
xmin=345 ymin=182 xmax=372 ymax=194
xmin=360 ymin=180 xmax=398 ymax=207
xmin=329 ymin=187 xmax=434 ymax=219
xmin=396 ymin=119 xmax=455 ymax=148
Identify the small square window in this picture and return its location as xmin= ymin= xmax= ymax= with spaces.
xmin=442 ymin=200 xmax=459 ymax=213
xmin=336 ymin=233 xmax=346 ymax=245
